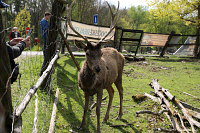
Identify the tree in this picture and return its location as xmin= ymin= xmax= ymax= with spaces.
xmin=147 ymin=0 xmax=199 ymax=56
xmin=14 ymin=8 xmax=31 ymax=36
xmin=128 ymin=6 xmax=148 ymax=30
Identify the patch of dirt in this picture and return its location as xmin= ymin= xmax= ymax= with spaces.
xmin=123 ymin=68 xmax=146 ymax=79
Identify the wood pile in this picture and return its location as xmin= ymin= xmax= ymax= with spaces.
xmin=136 ymin=79 xmax=200 ymax=133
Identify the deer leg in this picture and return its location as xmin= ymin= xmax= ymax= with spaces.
xmin=115 ymin=76 xmax=123 ymax=120
xmin=103 ymin=86 xmax=114 ymax=123
xmin=96 ymin=90 xmax=103 ymax=133
xmin=79 ymin=92 xmax=89 ymax=130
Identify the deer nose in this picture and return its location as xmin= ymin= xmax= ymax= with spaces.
xmin=95 ymin=66 xmax=101 ymax=73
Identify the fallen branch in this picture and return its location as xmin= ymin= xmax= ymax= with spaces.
xmin=183 ymin=92 xmax=199 ymax=100
xmin=136 ymin=109 xmax=169 ymax=116
xmin=180 ymin=101 xmax=200 ymax=113
xmin=187 ymin=109 xmax=200 ymax=120
xmin=32 ymin=93 xmax=39 ymax=133
xmin=150 ymin=80 xmax=182 ymax=132
xmin=58 ymin=29 xmax=80 ymax=71
xmin=48 ymin=88 xmax=60 ymax=133
xmin=89 ymin=96 xmax=107 ymax=111
xmin=151 ymin=79 xmax=200 ymax=133
xmin=154 ymin=128 xmax=178 ymax=133
xmin=144 ymin=93 xmax=161 ymax=103
xmin=174 ymin=99 xmax=200 ymax=130
xmin=109 ymin=123 xmax=133 ymax=127
xmin=15 ymin=50 xmax=59 ymax=117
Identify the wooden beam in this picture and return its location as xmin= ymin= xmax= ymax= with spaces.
xmin=32 ymin=93 xmax=39 ymax=133
xmin=48 ymin=88 xmax=59 ymax=133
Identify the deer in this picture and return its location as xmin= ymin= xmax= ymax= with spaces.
xmin=67 ymin=1 xmax=123 ymax=132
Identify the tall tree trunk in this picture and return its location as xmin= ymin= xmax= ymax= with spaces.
xmin=0 ymin=10 xmax=13 ymax=133
xmin=40 ymin=0 xmax=66 ymax=88
xmin=196 ymin=5 xmax=200 ymax=58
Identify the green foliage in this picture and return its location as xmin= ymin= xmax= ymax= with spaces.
xmin=128 ymin=6 xmax=149 ymax=30
xmin=14 ymin=8 xmax=31 ymax=36
xmin=145 ymin=0 xmax=198 ymax=34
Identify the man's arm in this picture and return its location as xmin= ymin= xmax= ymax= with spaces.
xmin=8 ymin=37 xmax=31 ymax=59
xmin=11 ymin=41 xmax=26 ymax=58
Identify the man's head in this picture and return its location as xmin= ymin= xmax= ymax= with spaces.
xmin=44 ymin=12 xmax=51 ymax=20
xmin=12 ymin=27 xmax=18 ymax=32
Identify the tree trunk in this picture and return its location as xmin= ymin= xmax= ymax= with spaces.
xmin=40 ymin=0 xmax=66 ymax=88
xmin=0 ymin=11 xmax=13 ymax=133
xmin=195 ymin=5 xmax=200 ymax=58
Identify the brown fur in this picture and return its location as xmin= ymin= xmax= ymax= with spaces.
xmin=77 ymin=43 xmax=124 ymax=132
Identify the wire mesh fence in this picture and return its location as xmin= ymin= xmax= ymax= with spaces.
xmin=0 ymin=25 xmax=64 ymax=132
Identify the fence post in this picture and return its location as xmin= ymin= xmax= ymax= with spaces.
xmin=113 ymin=26 xmax=118 ymax=49
xmin=40 ymin=0 xmax=66 ymax=89
xmin=160 ymin=31 xmax=175 ymax=57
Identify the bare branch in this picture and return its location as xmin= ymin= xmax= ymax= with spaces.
xmin=136 ymin=109 xmax=169 ymax=116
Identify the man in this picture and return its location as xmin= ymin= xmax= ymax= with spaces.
xmin=9 ymin=27 xmax=21 ymax=40
xmin=0 ymin=1 xmax=31 ymax=131
xmin=40 ymin=12 xmax=51 ymax=50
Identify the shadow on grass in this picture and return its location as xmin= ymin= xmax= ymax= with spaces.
xmin=56 ymin=57 xmax=97 ymax=132
xmin=106 ymin=118 xmax=140 ymax=133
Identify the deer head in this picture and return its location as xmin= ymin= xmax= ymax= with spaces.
xmin=67 ymin=0 xmax=119 ymax=73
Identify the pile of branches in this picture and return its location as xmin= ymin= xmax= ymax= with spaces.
xmin=136 ymin=79 xmax=200 ymax=133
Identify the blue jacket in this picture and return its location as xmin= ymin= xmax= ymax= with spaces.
xmin=40 ymin=18 xmax=49 ymax=39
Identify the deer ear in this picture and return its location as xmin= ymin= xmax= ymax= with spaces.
xmin=75 ymin=40 xmax=87 ymax=50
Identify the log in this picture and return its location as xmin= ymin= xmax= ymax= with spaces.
xmin=32 ymin=93 xmax=39 ymax=133
xmin=180 ymin=101 xmax=200 ymax=113
xmin=151 ymin=79 xmax=200 ymax=133
xmin=15 ymin=51 xmax=59 ymax=117
xmin=150 ymin=80 xmax=182 ymax=132
xmin=58 ymin=29 xmax=80 ymax=71
xmin=188 ymin=109 xmax=200 ymax=120
xmin=175 ymin=99 xmax=200 ymax=129
xmin=144 ymin=92 xmax=185 ymax=132
xmin=144 ymin=93 xmax=161 ymax=103
xmin=48 ymin=88 xmax=59 ymax=133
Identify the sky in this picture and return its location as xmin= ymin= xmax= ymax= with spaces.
xmin=103 ymin=0 xmax=148 ymax=9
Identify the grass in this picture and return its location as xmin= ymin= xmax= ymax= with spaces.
xmin=12 ymin=54 xmax=200 ymax=133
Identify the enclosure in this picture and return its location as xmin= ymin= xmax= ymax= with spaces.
xmin=0 ymin=0 xmax=200 ymax=132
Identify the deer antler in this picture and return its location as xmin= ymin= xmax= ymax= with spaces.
xmin=98 ymin=1 xmax=120 ymax=44
xmin=67 ymin=0 xmax=90 ymax=43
